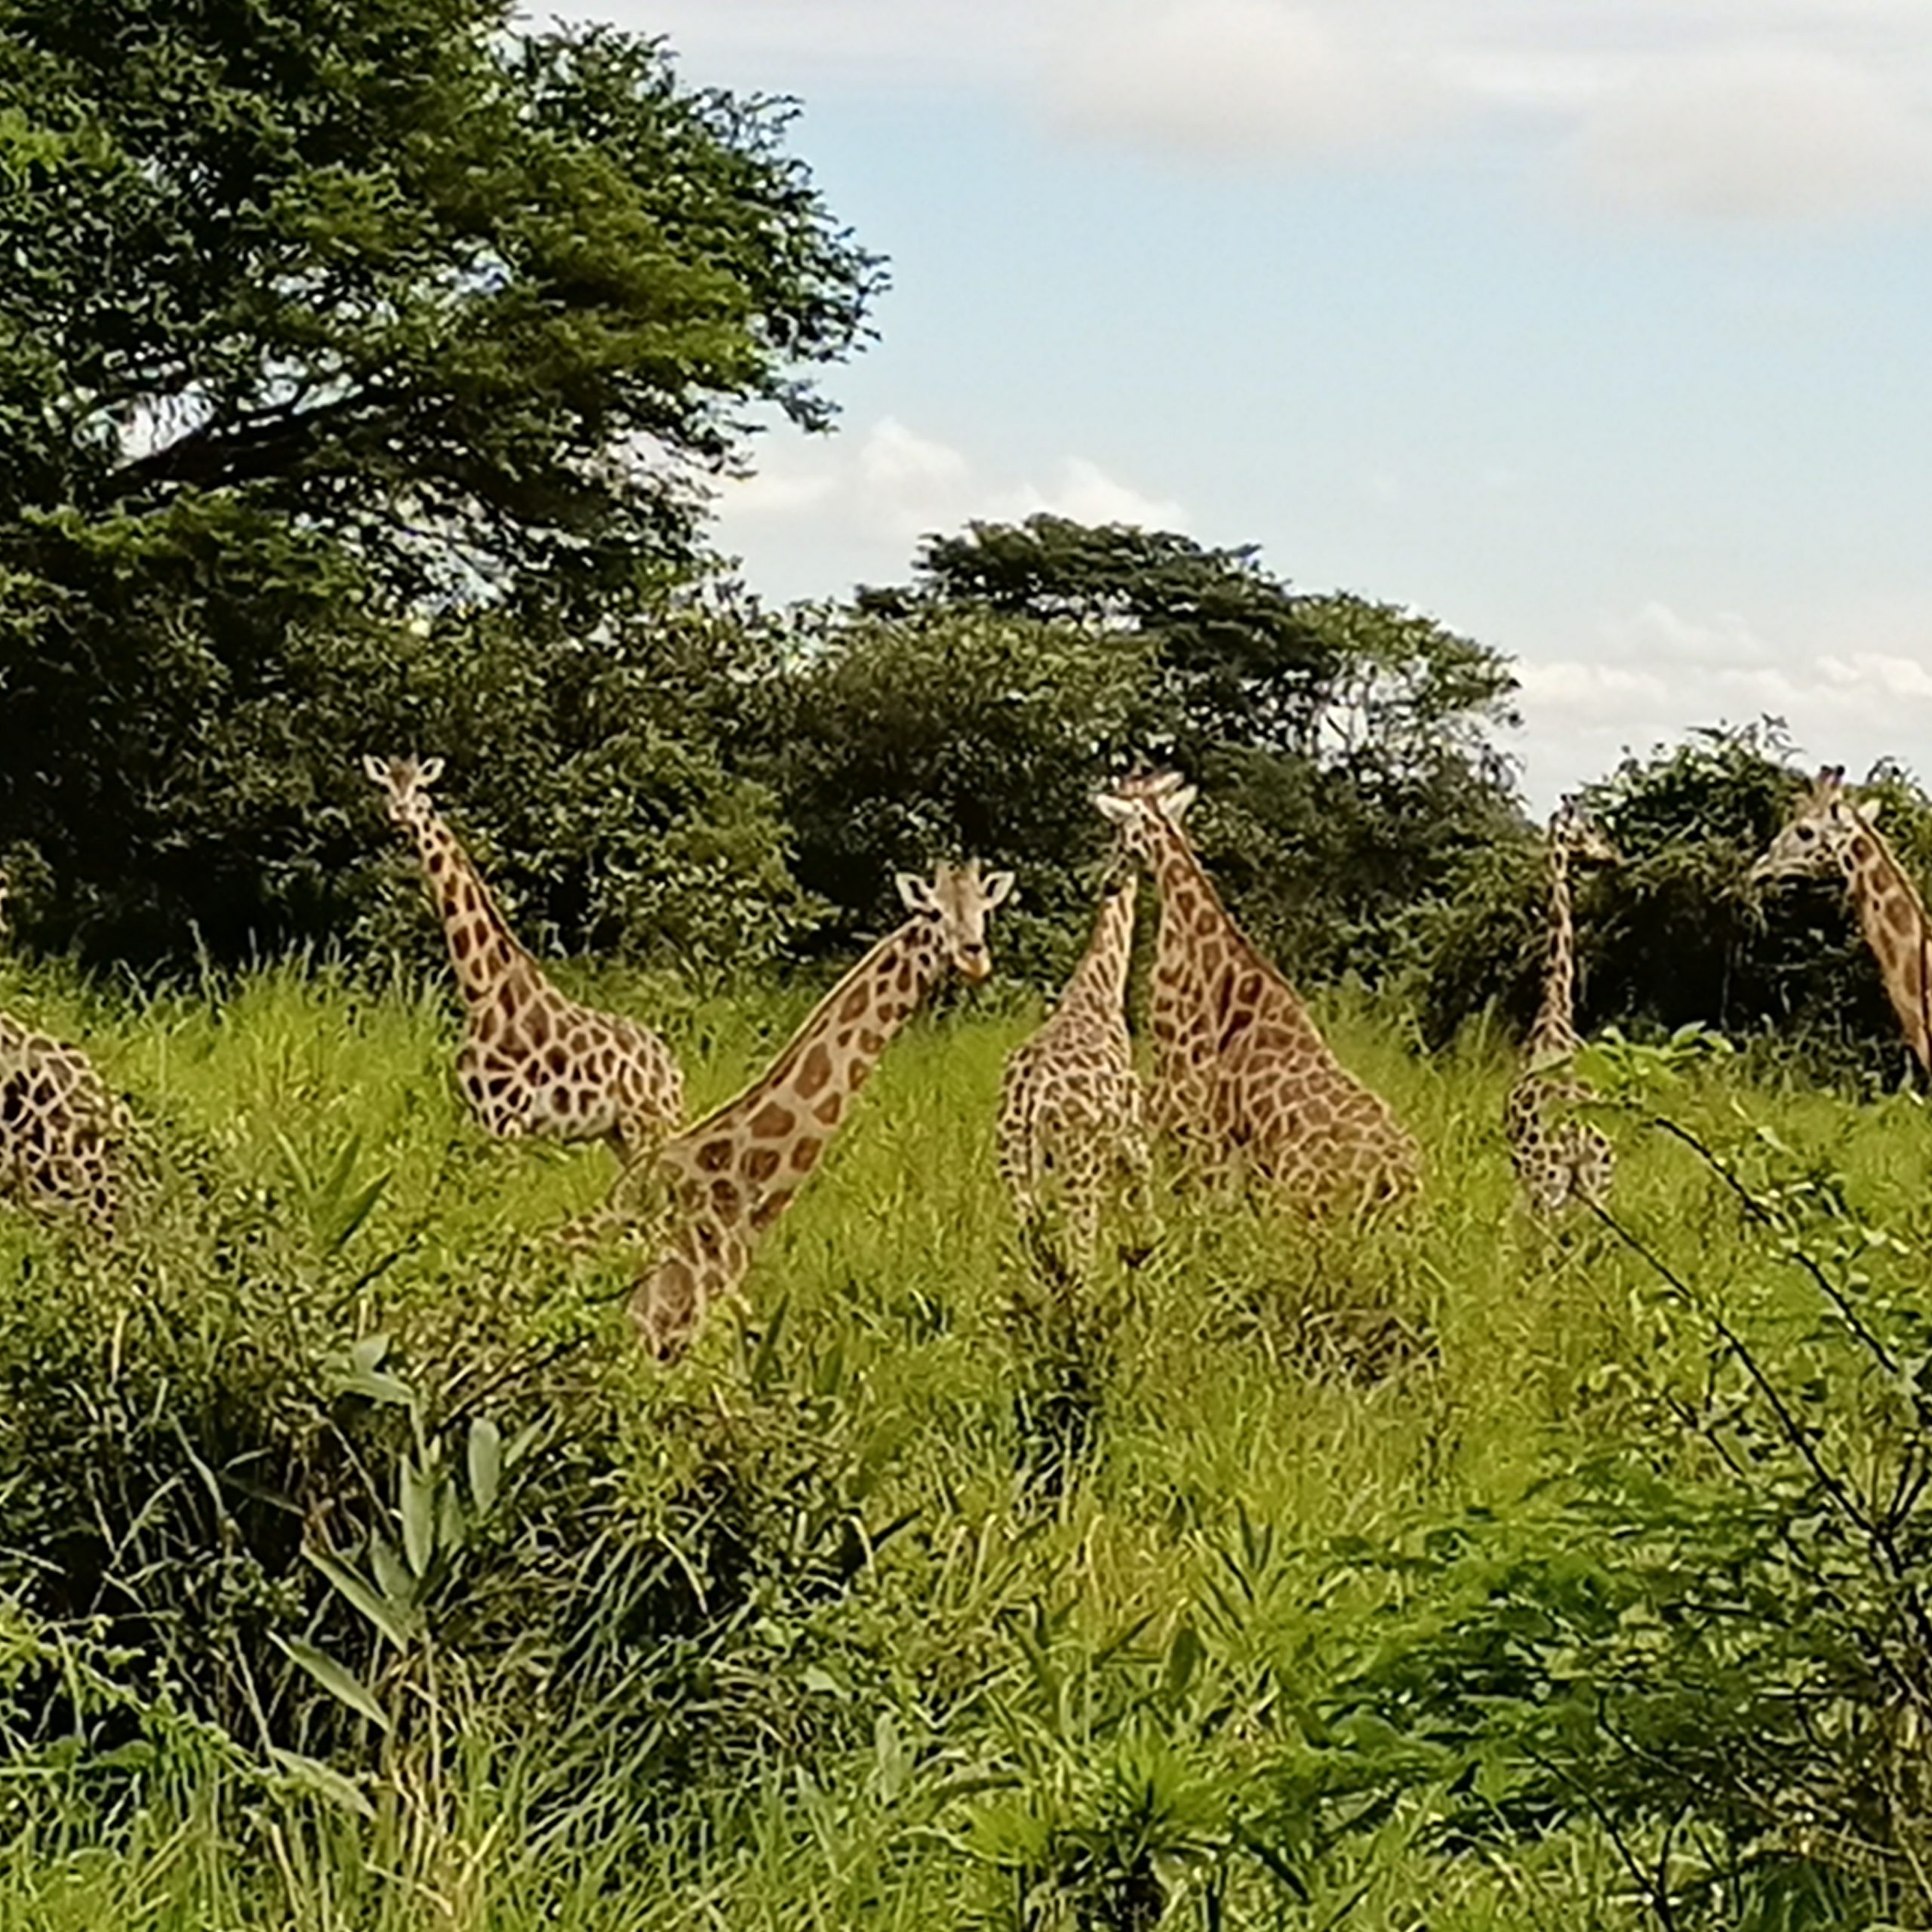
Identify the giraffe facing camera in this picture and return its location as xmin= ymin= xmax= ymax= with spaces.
xmin=629 ymin=858 xmax=1014 ymax=1358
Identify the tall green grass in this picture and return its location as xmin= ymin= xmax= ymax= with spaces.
xmin=0 ymin=953 xmax=1919 ymax=1927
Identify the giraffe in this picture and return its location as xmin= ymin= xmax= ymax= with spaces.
xmin=362 ymin=756 xmax=683 ymax=1201
xmin=1503 ymin=798 xmax=1620 ymax=1214
xmin=629 ymin=859 xmax=1015 ymax=1358
xmin=1094 ymin=771 xmax=1422 ymax=1209
xmin=995 ymin=864 xmax=1147 ymax=1279
xmin=0 ymin=873 xmax=131 ymax=1235
xmin=1751 ymin=764 xmax=1932 ymax=1075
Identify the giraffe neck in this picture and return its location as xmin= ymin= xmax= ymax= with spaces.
xmin=674 ymin=914 xmax=949 ymax=1237
xmin=1147 ymin=824 xmax=1305 ymax=1013
xmin=1527 ymin=841 xmax=1579 ymax=1057
xmin=1839 ymin=817 xmax=1932 ymax=1072
xmin=1054 ymin=877 xmax=1137 ymax=1026
xmin=401 ymin=807 xmax=532 ymax=1008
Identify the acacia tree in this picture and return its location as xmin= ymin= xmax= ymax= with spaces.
xmin=0 ymin=0 xmax=881 ymax=961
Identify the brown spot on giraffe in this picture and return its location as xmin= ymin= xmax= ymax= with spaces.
xmin=796 ymin=1042 xmax=832 ymax=1097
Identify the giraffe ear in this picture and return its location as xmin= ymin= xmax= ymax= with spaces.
xmin=1094 ymin=794 xmax=1136 ymax=826
xmin=982 ymin=869 xmax=1017 ymax=909
xmin=894 ymin=871 xmax=937 ymax=914
xmin=1858 ymin=795 xmax=1884 ymax=827
xmin=361 ymin=755 xmax=390 ymax=785
xmin=417 ymin=755 xmax=446 ymax=787
xmin=1161 ymin=783 xmax=1199 ymax=823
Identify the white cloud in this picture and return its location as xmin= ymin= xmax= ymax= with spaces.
xmin=1511 ymin=598 xmax=1932 ymax=806
xmin=1043 ymin=0 xmax=1433 ymax=159
xmin=1564 ymin=45 xmax=1932 ymax=219
xmin=569 ymin=0 xmax=1932 ymax=222
xmin=712 ymin=417 xmax=1189 ymax=598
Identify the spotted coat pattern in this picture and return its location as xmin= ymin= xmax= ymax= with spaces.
xmin=1097 ymin=772 xmax=1421 ymax=1211
xmin=1504 ymin=800 xmax=1618 ymax=1215
xmin=0 ymin=878 xmax=129 ymax=1234
xmin=0 ymin=1017 xmax=130 ymax=1234
xmin=364 ymin=756 xmax=682 ymax=1185
xmin=1752 ymin=764 xmax=1932 ymax=1075
xmin=630 ymin=860 xmax=1014 ymax=1358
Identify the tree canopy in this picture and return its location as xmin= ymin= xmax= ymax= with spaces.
xmin=0 ymin=0 xmax=881 ymax=961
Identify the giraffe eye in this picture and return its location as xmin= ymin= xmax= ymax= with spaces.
xmin=1795 ymin=825 xmax=1816 ymax=842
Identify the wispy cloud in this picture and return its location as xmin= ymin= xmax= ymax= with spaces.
xmin=578 ymin=0 xmax=1932 ymax=221
xmin=1564 ymin=46 xmax=1932 ymax=220
xmin=711 ymin=417 xmax=1189 ymax=597
xmin=1041 ymin=1 xmax=1436 ymax=161
xmin=1512 ymin=598 xmax=1932 ymax=804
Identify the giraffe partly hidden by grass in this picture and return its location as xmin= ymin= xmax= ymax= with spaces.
xmin=995 ymin=857 xmax=1149 ymax=1281
xmin=363 ymin=756 xmax=684 ymax=1214
xmin=1503 ymin=796 xmax=1620 ymax=1216
xmin=0 ymin=872 xmax=133 ymax=1236
xmin=1096 ymin=770 xmax=1421 ymax=1211
xmin=1752 ymin=763 xmax=1932 ymax=1078
xmin=629 ymin=859 xmax=1014 ymax=1359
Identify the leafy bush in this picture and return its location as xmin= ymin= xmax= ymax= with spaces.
xmin=1282 ymin=1038 xmax=1932 ymax=1924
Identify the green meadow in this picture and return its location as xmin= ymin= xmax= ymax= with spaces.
xmin=0 ymin=952 xmax=1922 ymax=1929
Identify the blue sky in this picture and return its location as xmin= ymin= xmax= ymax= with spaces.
xmin=550 ymin=0 xmax=1932 ymax=805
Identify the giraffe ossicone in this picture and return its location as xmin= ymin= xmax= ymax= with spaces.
xmin=1753 ymin=764 xmax=1932 ymax=1075
xmin=1095 ymin=770 xmax=1421 ymax=1210
xmin=629 ymin=858 xmax=1015 ymax=1358
xmin=996 ymin=862 xmax=1147 ymax=1280
xmin=362 ymin=754 xmax=684 ymax=1205
xmin=1504 ymin=795 xmax=1619 ymax=1216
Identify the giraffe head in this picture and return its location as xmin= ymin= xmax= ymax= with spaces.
xmin=894 ymin=860 xmax=1015 ymax=983
xmin=362 ymin=754 xmax=448 ymax=837
xmin=1093 ymin=769 xmax=1196 ymax=870
xmin=1551 ymin=795 xmax=1620 ymax=869
xmin=1750 ymin=766 xmax=1871 ymax=885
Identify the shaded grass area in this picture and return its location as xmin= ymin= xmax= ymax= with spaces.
xmin=0 ymin=954 xmax=1921 ymax=1927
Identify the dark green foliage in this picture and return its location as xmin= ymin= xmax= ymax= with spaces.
xmin=1412 ymin=722 xmax=1932 ymax=1079
xmin=787 ymin=517 xmax=1520 ymax=988
xmin=861 ymin=515 xmax=1340 ymax=762
xmin=762 ymin=605 xmax=1152 ymax=978
xmin=0 ymin=0 xmax=878 ymax=966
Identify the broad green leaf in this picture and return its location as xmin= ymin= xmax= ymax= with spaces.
xmin=306 ymin=1548 xmax=418 ymax=1650
xmin=466 ymin=1417 xmax=502 ymax=1518
xmin=268 ymin=1746 xmax=377 ymax=1820
xmin=272 ymin=1636 xmax=391 ymax=1732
